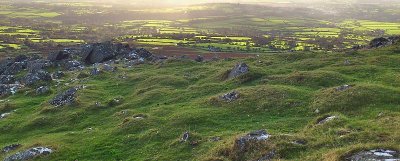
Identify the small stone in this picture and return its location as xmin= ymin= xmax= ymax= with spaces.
xmin=220 ymin=91 xmax=239 ymax=102
xmin=195 ymin=55 xmax=204 ymax=62
xmin=36 ymin=86 xmax=50 ymax=95
xmin=335 ymin=85 xmax=352 ymax=91
xmin=181 ymin=132 xmax=190 ymax=142
xmin=317 ymin=115 xmax=338 ymax=125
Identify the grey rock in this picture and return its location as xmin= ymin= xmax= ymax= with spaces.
xmin=4 ymin=147 xmax=52 ymax=161
xmin=52 ymin=71 xmax=64 ymax=79
xmin=228 ymin=62 xmax=249 ymax=79
xmin=81 ymin=42 xmax=132 ymax=64
xmin=36 ymin=86 xmax=50 ymax=95
xmin=235 ymin=130 xmax=270 ymax=152
xmin=102 ymin=64 xmax=116 ymax=72
xmin=49 ymin=87 xmax=78 ymax=107
xmin=14 ymin=55 xmax=28 ymax=63
xmin=47 ymin=50 xmax=70 ymax=62
xmin=23 ymin=70 xmax=52 ymax=86
xmin=195 ymin=55 xmax=204 ymax=62
xmin=317 ymin=115 xmax=337 ymax=125
xmin=346 ymin=149 xmax=399 ymax=161
xmin=26 ymin=59 xmax=51 ymax=72
xmin=335 ymin=85 xmax=352 ymax=91
xmin=0 ymin=84 xmax=21 ymax=96
xmin=0 ymin=113 xmax=11 ymax=119
xmin=3 ymin=62 xmax=24 ymax=75
xmin=256 ymin=150 xmax=276 ymax=161
xmin=369 ymin=36 xmax=400 ymax=48
xmin=0 ymin=75 xmax=15 ymax=84
xmin=64 ymin=60 xmax=84 ymax=71
xmin=220 ymin=91 xmax=239 ymax=102
xmin=181 ymin=132 xmax=190 ymax=142
xmin=90 ymin=68 xmax=101 ymax=75
xmin=2 ymin=144 xmax=21 ymax=153
xmin=0 ymin=59 xmax=14 ymax=75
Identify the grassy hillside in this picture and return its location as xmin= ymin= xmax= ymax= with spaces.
xmin=1 ymin=44 xmax=400 ymax=161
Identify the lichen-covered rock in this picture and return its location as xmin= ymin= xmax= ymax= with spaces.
xmin=4 ymin=147 xmax=52 ymax=161
xmin=335 ymin=85 xmax=352 ymax=91
xmin=346 ymin=149 xmax=399 ymax=161
xmin=228 ymin=62 xmax=249 ymax=79
xmin=49 ymin=87 xmax=78 ymax=107
xmin=90 ymin=68 xmax=101 ymax=75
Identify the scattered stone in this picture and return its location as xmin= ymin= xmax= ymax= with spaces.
xmin=49 ymin=87 xmax=78 ymax=107
xmin=4 ymin=147 xmax=52 ymax=161
xmin=36 ymin=86 xmax=50 ymax=95
xmin=220 ymin=91 xmax=239 ymax=102
xmin=0 ymin=112 xmax=11 ymax=119
xmin=335 ymin=85 xmax=352 ymax=91
xmin=195 ymin=55 xmax=204 ymax=62
xmin=2 ymin=144 xmax=21 ymax=153
xmin=346 ymin=149 xmax=399 ymax=161
xmin=228 ymin=62 xmax=249 ymax=79
xmin=235 ymin=130 xmax=270 ymax=152
xmin=317 ymin=115 xmax=338 ymax=125
xmin=181 ymin=132 xmax=190 ymax=142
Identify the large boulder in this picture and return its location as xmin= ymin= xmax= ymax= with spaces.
xmin=0 ymin=75 xmax=15 ymax=84
xmin=23 ymin=70 xmax=52 ymax=86
xmin=49 ymin=87 xmax=78 ymax=107
xmin=2 ymin=62 xmax=24 ymax=75
xmin=81 ymin=42 xmax=132 ymax=64
xmin=64 ymin=60 xmax=84 ymax=71
xmin=4 ymin=147 xmax=52 ymax=161
xmin=26 ymin=59 xmax=51 ymax=72
xmin=47 ymin=50 xmax=70 ymax=62
xmin=228 ymin=63 xmax=249 ymax=79
xmin=369 ymin=36 xmax=400 ymax=48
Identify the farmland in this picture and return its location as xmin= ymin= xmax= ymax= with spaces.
xmin=0 ymin=1 xmax=400 ymax=54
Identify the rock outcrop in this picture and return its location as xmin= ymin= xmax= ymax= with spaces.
xmin=49 ymin=87 xmax=78 ymax=107
xmin=228 ymin=63 xmax=249 ymax=79
xmin=4 ymin=147 xmax=52 ymax=161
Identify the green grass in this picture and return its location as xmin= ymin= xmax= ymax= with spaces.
xmin=1 ymin=44 xmax=400 ymax=160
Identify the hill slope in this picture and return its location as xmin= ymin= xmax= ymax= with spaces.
xmin=0 ymin=42 xmax=400 ymax=161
